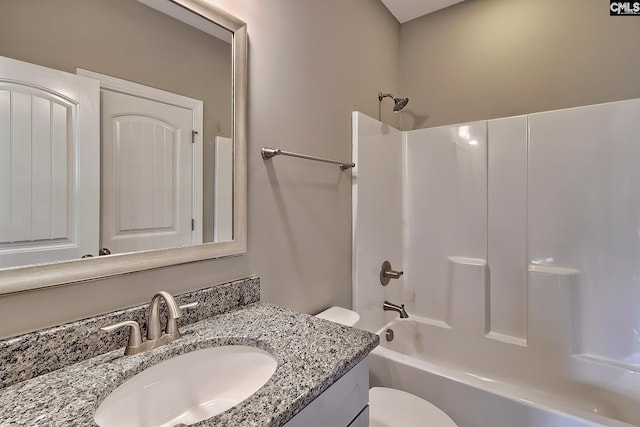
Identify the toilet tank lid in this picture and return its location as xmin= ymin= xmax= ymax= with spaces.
xmin=315 ymin=306 xmax=360 ymax=326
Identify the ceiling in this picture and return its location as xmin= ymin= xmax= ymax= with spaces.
xmin=380 ymin=0 xmax=466 ymax=23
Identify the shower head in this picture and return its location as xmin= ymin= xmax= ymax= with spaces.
xmin=393 ymin=97 xmax=409 ymax=112
xmin=378 ymin=92 xmax=409 ymax=113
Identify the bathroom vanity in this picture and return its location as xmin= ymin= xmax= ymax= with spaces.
xmin=0 ymin=277 xmax=378 ymax=426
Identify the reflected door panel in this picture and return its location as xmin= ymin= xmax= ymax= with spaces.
xmin=101 ymin=90 xmax=194 ymax=254
xmin=0 ymin=56 xmax=99 ymax=267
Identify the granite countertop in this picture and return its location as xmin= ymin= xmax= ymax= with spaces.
xmin=0 ymin=303 xmax=379 ymax=426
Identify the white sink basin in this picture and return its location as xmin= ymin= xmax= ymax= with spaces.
xmin=94 ymin=345 xmax=278 ymax=427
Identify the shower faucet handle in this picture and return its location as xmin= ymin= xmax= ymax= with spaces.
xmin=380 ymin=260 xmax=404 ymax=286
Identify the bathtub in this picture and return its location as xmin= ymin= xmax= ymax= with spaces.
xmin=367 ymin=317 xmax=638 ymax=427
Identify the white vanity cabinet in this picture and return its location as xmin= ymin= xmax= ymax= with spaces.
xmin=284 ymin=358 xmax=369 ymax=427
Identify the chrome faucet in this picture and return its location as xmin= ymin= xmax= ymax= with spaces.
xmin=101 ymin=291 xmax=198 ymax=355
xmin=383 ymin=300 xmax=409 ymax=319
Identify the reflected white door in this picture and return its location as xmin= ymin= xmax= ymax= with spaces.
xmin=0 ymin=56 xmax=99 ymax=268
xmin=101 ymin=90 xmax=194 ymax=254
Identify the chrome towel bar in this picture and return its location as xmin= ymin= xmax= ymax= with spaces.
xmin=261 ymin=147 xmax=355 ymax=170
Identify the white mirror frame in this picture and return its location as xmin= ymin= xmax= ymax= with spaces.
xmin=0 ymin=0 xmax=247 ymax=295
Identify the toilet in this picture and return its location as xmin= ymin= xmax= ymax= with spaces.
xmin=316 ymin=307 xmax=458 ymax=427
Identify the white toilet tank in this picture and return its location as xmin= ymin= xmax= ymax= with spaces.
xmin=315 ymin=306 xmax=360 ymax=327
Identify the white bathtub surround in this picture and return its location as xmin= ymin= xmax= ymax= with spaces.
xmin=352 ymin=98 xmax=640 ymax=426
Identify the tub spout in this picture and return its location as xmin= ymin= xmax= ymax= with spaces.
xmin=383 ymin=300 xmax=409 ymax=319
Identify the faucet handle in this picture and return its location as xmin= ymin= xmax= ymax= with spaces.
xmin=165 ymin=301 xmax=199 ymax=336
xmin=380 ymin=260 xmax=404 ymax=286
xmin=101 ymin=320 xmax=143 ymax=354
xmin=179 ymin=301 xmax=199 ymax=311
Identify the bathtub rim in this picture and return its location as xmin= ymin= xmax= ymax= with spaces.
xmin=372 ymin=318 xmax=637 ymax=427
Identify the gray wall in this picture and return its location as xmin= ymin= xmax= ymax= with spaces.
xmin=0 ymin=0 xmax=400 ymax=338
xmin=399 ymin=0 xmax=640 ymax=130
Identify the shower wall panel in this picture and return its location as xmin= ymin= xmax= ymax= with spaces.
xmin=528 ymin=98 xmax=640 ymax=368
xmin=404 ymin=122 xmax=487 ymax=328
xmin=352 ymin=112 xmax=403 ymax=332
xmin=486 ymin=116 xmax=528 ymax=343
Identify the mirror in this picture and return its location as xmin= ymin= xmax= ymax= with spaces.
xmin=0 ymin=0 xmax=247 ymax=293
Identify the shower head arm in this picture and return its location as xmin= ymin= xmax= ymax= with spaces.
xmin=378 ymin=92 xmax=395 ymax=102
